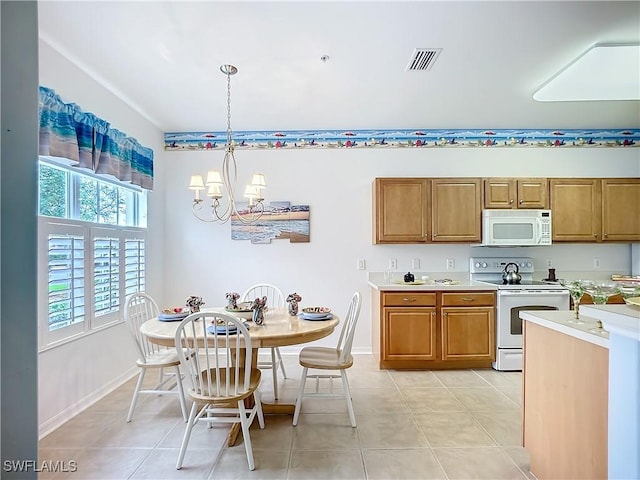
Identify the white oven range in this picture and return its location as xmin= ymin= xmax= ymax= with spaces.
xmin=469 ymin=257 xmax=569 ymax=371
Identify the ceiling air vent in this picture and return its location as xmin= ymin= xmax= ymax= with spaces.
xmin=406 ymin=48 xmax=442 ymax=71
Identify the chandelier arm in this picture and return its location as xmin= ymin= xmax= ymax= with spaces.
xmin=192 ymin=201 xmax=220 ymax=223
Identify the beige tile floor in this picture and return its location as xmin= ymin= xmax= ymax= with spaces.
xmin=39 ymin=354 xmax=534 ymax=479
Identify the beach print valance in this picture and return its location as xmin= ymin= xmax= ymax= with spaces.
xmin=165 ymin=128 xmax=638 ymax=151
xmin=39 ymin=86 xmax=154 ymax=190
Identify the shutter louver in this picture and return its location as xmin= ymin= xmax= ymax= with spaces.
xmin=48 ymin=234 xmax=85 ymax=330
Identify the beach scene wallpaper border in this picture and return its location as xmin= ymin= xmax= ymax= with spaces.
xmin=231 ymin=201 xmax=310 ymax=244
xmin=165 ymin=128 xmax=638 ymax=151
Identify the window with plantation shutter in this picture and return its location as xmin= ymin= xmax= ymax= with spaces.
xmin=48 ymin=233 xmax=86 ymax=331
xmin=125 ymin=237 xmax=146 ymax=297
xmin=38 ymin=138 xmax=148 ymax=349
xmin=39 ymin=219 xmax=146 ymax=348
xmin=93 ymin=236 xmax=120 ymax=321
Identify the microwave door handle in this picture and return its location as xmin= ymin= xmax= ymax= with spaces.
xmin=535 ymin=217 xmax=543 ymax=243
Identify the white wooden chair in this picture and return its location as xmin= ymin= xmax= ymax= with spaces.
xmin=241 ymin=283 xmax=287 ymax=399
xmin=174 ymin=311 xmax=264 ymax=471
xmin=293 ymin=291 xmax=362 ymax=427
xmin=123 ymin=292 xmax=188 ymax=422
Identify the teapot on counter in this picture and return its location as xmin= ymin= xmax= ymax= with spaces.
xmin=502 ymin=263 xmax=521 ymax=284
xmin=404 ymin=272 xmax=415 ymax=283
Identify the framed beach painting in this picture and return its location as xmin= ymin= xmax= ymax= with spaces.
xmin=231 ymin=201 xmax=310 ymax=244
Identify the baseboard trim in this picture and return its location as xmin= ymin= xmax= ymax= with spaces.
xmin=38 ymin=367 xmax=138 ymax=439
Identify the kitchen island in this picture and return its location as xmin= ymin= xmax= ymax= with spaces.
xmin=520 ymin=310 xmax=609 ymax=480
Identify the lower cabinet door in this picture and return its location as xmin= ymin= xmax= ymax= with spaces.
xmin=383 ymin=307 xmax=437 ymax=361
xmin=441 ymin=307 xmax=495 ymax=361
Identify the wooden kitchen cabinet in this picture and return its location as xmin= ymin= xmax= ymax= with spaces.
xmin=441 ymin=292 xmax=495 ymax=361
xmin=484 ymin=178 xmax=548 ymax=209
xmin=372 ymin=289 xmax=495 ymax=369
xmin=601 ymin=178 xmax=640 ymax=241
xmin=550 ymin=178 xmax=640 ymax=242
xmin=431 ymin=178 xmax=482 ymax=242
xmin=382 ymin=294 xmax=437 ymax=363
xmin=373 ymin=178 xmax=430 ymax=243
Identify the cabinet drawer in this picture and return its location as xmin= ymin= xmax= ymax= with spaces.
xmin=382 ymin=292 xmax=436 ymax=307
xmin=441 ymin=292 xmax=495 ymax=307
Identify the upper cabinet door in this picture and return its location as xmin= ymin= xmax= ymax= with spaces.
xmin=517 ymin=179 xmax=548 ymax=209
xmin=601 ymin=178 xmax=640 ymax=241
xmin=484 ymin=178 xmax=548 ymax=209
xmin=431 ymin=178 xmax=482 ymax=242
xmin=373 ymin=178 xmax=430 ymax=243
xmin=484 ymin=178 xmax=516 ymax=208
xmin=550 ymin=179 xmax=601 ymax=242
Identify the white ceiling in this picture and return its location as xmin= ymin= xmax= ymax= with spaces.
xmin=38 ymin=1 xmax=640 ymax=133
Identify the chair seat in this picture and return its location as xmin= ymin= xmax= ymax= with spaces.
xmin=299 ymin=347 xmax=353 ymax=370
xmin=189 ymin=368 xmax=262 ymax=404
xmin=136 ymin=349 xmax=181 ymax=368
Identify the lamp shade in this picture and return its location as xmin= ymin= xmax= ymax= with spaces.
xmin=188 ymin=175 xmax=205 ymax=190
xmin=206 ymin=170 xmax=224 ymax=185
xmin=250 ymin=173 xmax=267 ymax=189
xmin=206 ymin=184 xmax=222 ymax=198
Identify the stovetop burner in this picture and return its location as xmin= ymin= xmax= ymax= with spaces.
xmin=469 ymin=256 xmax=567 ymax=291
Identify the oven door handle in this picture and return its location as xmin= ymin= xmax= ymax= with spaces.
xmin=499 ymin=290 xmax=568 ymax=295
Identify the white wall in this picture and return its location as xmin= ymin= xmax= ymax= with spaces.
xmin=38 ymin=41 xmax=167 ymax=435
xmin=162 ymin=146 xmax=640 ymax=358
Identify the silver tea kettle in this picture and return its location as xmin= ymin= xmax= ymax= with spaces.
xmin=502 ymin=262 xmax=521 ymax=284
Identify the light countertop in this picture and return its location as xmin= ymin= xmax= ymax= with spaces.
xmin=368 ymin=272 xmax=496 ymax=291
xmin=580 ymin=304 xmax=640 ymax=341
xmin=520 ymin=310 xmax=609 ymax=348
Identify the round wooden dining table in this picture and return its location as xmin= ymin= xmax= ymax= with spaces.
xmin=140 ymin=306 xmax=339 ymax=446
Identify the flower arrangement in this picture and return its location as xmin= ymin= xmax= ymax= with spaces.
xmin=286 ymin=292 xmax=302 ymax=316
xmin=186 ymin=295 xmax=205 ymax=313
xmin=225 ymin=292 xmax=240 ymax=310
xmin=251 ymin=296 xmax=268 ymax=325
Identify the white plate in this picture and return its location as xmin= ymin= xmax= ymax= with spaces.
xmin=158 ymin=312 xmax=189 ymax=321
xmin=301 ymin=306 xmax=331 ymax=318
xmin=299 ymin=312 xmax=333 ymax=321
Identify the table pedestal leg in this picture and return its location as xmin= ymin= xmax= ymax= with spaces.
xmin=225 ymin=348 xmax=297 ymax=447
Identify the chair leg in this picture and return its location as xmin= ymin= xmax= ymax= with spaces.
xmin=254 ymin=390 xmax=265 ymax=429
xmin=238 ymin=400 xmax=256 ymax=470
xmin=275 ymin=347 xmax=287 ymax=378
xmin=126 ymin=368 xmax=146 ymax=422
xmin=271 ymin=348 xmax=279 ymax=400
xmin=340 ymin=370 xmax=356 ymax=427
xmin=176 ymin=402 xmax=199 ymax=470
xmin=173 ymin=365 xmax=188 ymax=422
xmin=292 ymin=366 xmax=308 ymax=426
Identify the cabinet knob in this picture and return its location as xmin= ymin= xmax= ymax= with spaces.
xmin=519 ymin=200 xmax=523 ymax=204
xmin=604 ymin=233 xmax=608 ymax=238
xmin=509 ymin=199 xmax=514 ymax=204
xmin=594 ymin=233 xmax=598 ymax=238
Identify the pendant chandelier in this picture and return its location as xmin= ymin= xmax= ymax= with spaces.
xmin=188 ymin=65 xmax=266 ymax=224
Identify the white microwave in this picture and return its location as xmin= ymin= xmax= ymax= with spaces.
xmin=482 ymin=209 xmax=552 ymax=246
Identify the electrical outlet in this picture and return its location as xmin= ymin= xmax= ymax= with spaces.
xmin=547 ymin=258 xmax=553 ymax=268
xmin=593 ymin=258 xmax=601 ymax=268
xmin=446 ymin=258 xmax=455 ymax=270
xmin=357 ymin=259 xmax=366 ymax=270
xmin=412 ymin=258 xmax=420 ymax=269
xmin=389 ymin=258 xmax=397 ymax=270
